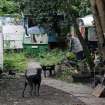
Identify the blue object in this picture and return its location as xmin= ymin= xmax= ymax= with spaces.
xmin=48 ymin=31 xmax=57 ymax=42
xmin=28 ymin=26 xmax=45 ymax=34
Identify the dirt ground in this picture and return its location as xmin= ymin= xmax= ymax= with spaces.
xmin=0 ymin=76 xmax=86 ymax=105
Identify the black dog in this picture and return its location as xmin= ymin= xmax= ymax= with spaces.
xmin=42 ymin=65 xmax=55 ymax=78
xmin=22 ymin=68 xmax=42 ymax=97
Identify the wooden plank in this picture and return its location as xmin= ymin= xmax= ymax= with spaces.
xmin=92 ymin=84 xmax=105 ymax=97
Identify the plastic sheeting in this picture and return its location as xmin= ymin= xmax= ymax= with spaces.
xmin=27 ymin=26 xmax=45 ymax=34
xmin=78 ymin=15 xmax=94 ymax=27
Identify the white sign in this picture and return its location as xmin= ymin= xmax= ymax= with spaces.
xmin=32 ymin=46 xmax=38 ymax=48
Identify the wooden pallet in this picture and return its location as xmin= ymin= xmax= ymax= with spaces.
xmin=92 ymin=84 xmax=105 ymax=97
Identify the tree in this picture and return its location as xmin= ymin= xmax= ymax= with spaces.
xmin=90 ymin=0 xmax=105 ymax=59
xmin=0 ymin=0 xmax=20 ymax=15
xmin=13 ymin=0 xmax=91 ymax=21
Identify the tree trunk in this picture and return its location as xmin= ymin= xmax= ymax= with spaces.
xmin=90 ymin=0 xmax=105 ymax=59
xmin=96 ymin=0 xmax=105 ymax=34
xmin=96 ymin=0 xmax=105 ymax=58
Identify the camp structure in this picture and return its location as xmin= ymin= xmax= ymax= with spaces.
xmin=0 ymin=14 xmax=25 ymax=50
xmin=23 ymin=25 xmax=48 ymax=55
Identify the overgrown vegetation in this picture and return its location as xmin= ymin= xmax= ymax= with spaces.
xmin=3 ymin=52 xmax=27 ymax=72
xmin=3 ymin=49 xmax=78 ymax=83
xmin=35 ymin=49 xmax=67 ymax=66
xmin=0 ymin=0 xmax=91 ymax=23
xmin=34 ymin=48 xmax=77 ymax=82
xmin=0 ymin=0 xmax=20 ymax=15
xmin=56 ymin=67 xmax=74 ymax=83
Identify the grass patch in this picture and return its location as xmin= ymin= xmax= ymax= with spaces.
xmin=35 ymin=48 xmax=67 ymax=66
xmin=4 ymin=52 xmax=27 ymax=72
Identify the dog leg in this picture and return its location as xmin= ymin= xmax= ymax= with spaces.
xmin=22 ymin=81 xmax=27 ymax=97
xmin=37 ymin=83 xmax=40 ymax=96
xmin=44 ymin=70 xmax=47 ymax=78
xmin=49 ymin=69 xmax=52 ymax=76
xmin=34 ymin=83 xmax=36 ymax=95
xmin=29 ymin=83 xmax=33 ymax=96
xmin=53 ymin=69 xmax=56 ymax=76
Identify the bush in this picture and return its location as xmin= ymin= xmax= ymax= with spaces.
xmin=4 ymin=52 xmax=27 ymax=72
xmin=56 ymin=68 xmax=74 ymax=83
xmin=66 ymin=52 xmax=76 ymax=60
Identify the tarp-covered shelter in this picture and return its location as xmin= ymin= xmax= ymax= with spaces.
xmin=23 ymin=25 xmax=48 ymax=55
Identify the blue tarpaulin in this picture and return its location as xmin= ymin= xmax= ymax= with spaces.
xmin=48 ymin=31 xmax=58 ymax=42
xmin=28 ymin=26 xmax=45 ymax=34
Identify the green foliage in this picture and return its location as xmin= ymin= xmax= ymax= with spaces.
xmin=14 ymin=0 xmax=91 ymax=22
xmin=0 ymin=0 xmax=20 ymax=15
xmin=4 ymin=52 xmax=27 ymax=72
xmin=66 ymin=52 xmax=76 ymax=60
xmin=79 ymin=0 xmax=91 ymax=16
xmin=0 ymin=0 xmax=91 ymax=20
xmin=36 ymin=49 xmax=67 ymax=66
xmin=56 ymin=68 xmax=73 ymax=82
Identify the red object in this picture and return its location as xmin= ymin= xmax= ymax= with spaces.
xmin=79 ymin=26 xmax=85 ymax=38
